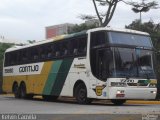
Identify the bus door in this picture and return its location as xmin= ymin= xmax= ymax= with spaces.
xmin=89 ymin=48 xmax=112 ymax=98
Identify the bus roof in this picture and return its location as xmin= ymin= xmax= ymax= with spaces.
xmin=5 ymin=27 xmax=149 ymax=53
xmin=87 ymin=27 xmax=149 ymax=36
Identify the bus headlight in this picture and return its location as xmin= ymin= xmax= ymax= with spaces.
xmin=149 ymin=83 xmax=157 ymax=88
xmin=116 ymin=90 xmax=125 ymax=98
xmin=150 ymin=91 xmax=157 ymax=94
xmin=111 ymin=82 xmax=127 ymax=87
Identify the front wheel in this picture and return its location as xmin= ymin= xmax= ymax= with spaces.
xmin=111 ymin=99 xmax=126 ymax=105
xmin=75 ymin=83 xmax=92 ymax=104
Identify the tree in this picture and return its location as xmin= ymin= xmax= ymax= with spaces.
xmin=80 ymin=0 xmax=123 ymax=27
xmin=0 ymin=43 xmax=13 ymax=93
xmin=68 ymin=23 xmax=97 ymax=34
xmin=0 ymin=43 xmax=13 ymax=69
xmin=27 ymin=40 xmax=36 ymax=44
xmin=126 ymin=19 xmax=160 ymax=48
xmin=125 ymin=19 xmax=160 ymax=43
xmin=128 ymin=0 xmax=159 ymax=23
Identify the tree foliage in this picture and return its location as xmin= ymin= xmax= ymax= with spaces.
xmin=80 ymin=0 xmax=123 ymax=27
xmin=127 ymin=0 xmax=159 ymax=23
xmin=0 ymin=43 xmax=13 ymax=70
xmin=125 ymin=19 xmax=160 ymax=47
xmin=27 ymin=40 xmax=36 ymax=44
xmin=68 ymin=23 xmax=97 ymax=34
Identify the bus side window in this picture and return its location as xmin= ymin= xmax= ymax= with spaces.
xmin=47 ymin=45 xmax=53 ymax=58
xmin=72 ymin=39 xmax=78 ymax=56
xmin=39 ymin=46 xmax=46 ymax=59
xmin=55 ymin=42 xmax=60 ymax=58
xmin=18 ymin=50 xmax=22 ymax=64
xmin=4 ymin=53 xmax=9 ymax=66
xmin=60 ymin=42 xmax=65 ymax=57
xmin=78 ymin=37 xmax=87 ymax=55
xmin=91 ymin=31 xmax=106 ymax=48
xmin=63 ymin=41 xmax=68 ymax=56
xmin=31 ymin=47 xmax=39 ymax=61
xmin=21 ymin=50 xmax=28 ymax=64
xmin=67 ymin=40 xmax=72 ymax=56
xmin=50 ymin=44 xmax=56 ymax=58
xmin=10 ymin=52 xmax=17 ymax=65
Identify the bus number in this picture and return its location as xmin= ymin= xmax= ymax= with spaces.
xmin=121 ymin=79 xmax=134 ymax=83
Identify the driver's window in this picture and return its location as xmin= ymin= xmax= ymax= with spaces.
xmin=91 ymin=31 xmax=106 ymax=48
xmin=96 ymin=49 xmax=112 ymax=80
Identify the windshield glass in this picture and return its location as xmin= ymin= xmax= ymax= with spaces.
xmin=109 ymin=32 xmax=153 ymax=48
xmin=113 ymin=48 xmax=156 ymax=79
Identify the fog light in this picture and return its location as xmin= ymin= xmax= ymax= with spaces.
xmin=151 ymin=91 xmax=156 ymax=94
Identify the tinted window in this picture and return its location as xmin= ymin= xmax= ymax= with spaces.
xmin=4 ymin=34 xmax=88 ymax=66
xmin=91 ymin=31 xmax=106 ymax=48
xmin=109 ymin=32 xmax=152 ymax=47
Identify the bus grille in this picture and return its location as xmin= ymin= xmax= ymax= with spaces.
xmin=127 ymin=83 xmax=148 ymax=86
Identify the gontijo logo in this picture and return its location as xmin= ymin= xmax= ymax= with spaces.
xmin=19 ymin=65 xmax=39 ymax=73
xmin=3 ymin=62 xmax=44 ymax=76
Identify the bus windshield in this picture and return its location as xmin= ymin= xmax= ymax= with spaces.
xmin=90 ymin=30 xmax=156 ymax=81
xmin=113 ymin=48 xmax=156 ymax=79
xmin=109 ymin=32 xmax=153 ymax=47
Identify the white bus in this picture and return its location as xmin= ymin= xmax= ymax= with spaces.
xmin=3 ymin=27 xmax=157 ymax=105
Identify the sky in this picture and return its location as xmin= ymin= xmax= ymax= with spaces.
xmin=0 ymin=0 xmax=159 ymax=42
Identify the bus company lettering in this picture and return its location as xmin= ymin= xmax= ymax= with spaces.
xmin=19 ymin=65 xmax=39 ymax=73
xmin=5 ymin=68 xmax=13 ymax=73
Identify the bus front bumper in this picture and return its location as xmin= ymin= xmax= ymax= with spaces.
xmin=108 ymin=87 xmax=157 ymax=100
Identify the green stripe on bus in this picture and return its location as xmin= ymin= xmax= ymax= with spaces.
xmin=51 ymin=58 xmax=73 ymax=96
xmin=43 ymin=60 xmax=63 ymax=95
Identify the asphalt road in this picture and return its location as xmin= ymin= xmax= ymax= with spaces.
xmin=0 ymin=95 xmax=160 ymax=120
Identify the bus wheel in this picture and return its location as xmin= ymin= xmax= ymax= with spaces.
xmin=111 ymin=99 xmax=126 ymax=105
xmin=42 ymin=95 xmax=58 ymax=101
xmin=13 ymin=83 xmax=20 ymax=98
xmin=20 ymin=83 xmax=27 ymax=99
xmin=75 ymin=83 xmax=91 ymax=104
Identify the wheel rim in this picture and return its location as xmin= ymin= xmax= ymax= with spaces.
xmin=14 ymin=84 xmax=18 ymax=95
xmin=21 ymin=87 xmax=25 ymax=97
xmin=20 ymin=84 xmax=26 ymax=98
xmin=78 ymin=88 xmax=86 ymax=102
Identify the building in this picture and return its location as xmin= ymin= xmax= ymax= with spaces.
xmin=45 ymin=20 xmax=100 ymax=39
xmin=45 ymin=23 xmax=75 ymax=39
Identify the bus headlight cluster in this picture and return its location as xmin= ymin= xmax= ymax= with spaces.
xmin=149 ymin=83 xmax=157 ymax=88
xmin=111 ymin=82 xmax=127 ymax=87
xmin=116 ymin=90 xmax=125 ymax=98
xmin=150 ymin=91 xmax=157 ymax=94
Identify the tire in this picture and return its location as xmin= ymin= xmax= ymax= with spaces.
xmin=20 ymin=83 xmax=27 ymax=99
xmin=13 ymin=83 xmax=20 ymax=98
xmin=42 ymin=95 xmax=58 ymax=101
xmin=111 ymin=99 xmax=126 ymax=105
xmin=75 ymin=83 xmax=92 ymax=104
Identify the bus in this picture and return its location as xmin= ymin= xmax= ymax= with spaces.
xmin=2 ymin=27 xmax=157 ymax=105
